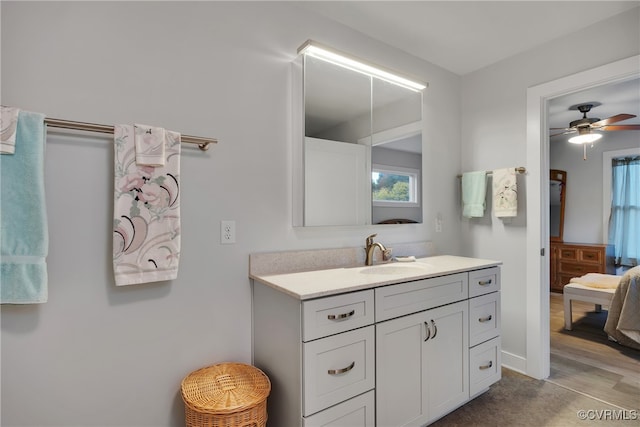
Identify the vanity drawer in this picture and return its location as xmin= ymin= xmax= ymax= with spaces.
xmin=375 ymin=273 xmax=468 ymax=322
xmin=469 ymin=336 xmax=501 ymax=397
xmin=302 ymin=290 xmax=375 ymax=342
xmin=303 ymin=326 xmax=375 ymax=416
xmin=303 ymin=390 xmax=375 ymax=427
xmin=469 ymin=292 xmax=501 ymax=347
xmin=469 ymin=267 xmax=500 ymax=298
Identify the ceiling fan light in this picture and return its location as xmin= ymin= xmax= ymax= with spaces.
xmin=568 ymin=133 xmax=602 ymax=144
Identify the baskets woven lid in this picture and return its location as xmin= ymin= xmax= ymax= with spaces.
xmin=181 ymin=363 xmax=271 ymax=415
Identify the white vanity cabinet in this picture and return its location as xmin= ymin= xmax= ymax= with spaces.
xmin=251 ymin=255 xmax=502 ymax=427
xmin=375 ymin=272 xmax=470 ymax=426
xmin=376 ymin=300 xmax=468 ymax=426
xmin=468 ymin=267 xmax=502 ymax=397
xmin=252 ymin=285 xmax=376 ymax=427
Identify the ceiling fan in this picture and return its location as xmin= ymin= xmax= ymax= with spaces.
xmin=550 ymin=103 xmax=640 ymax=159
xmin=550 ymin=103 xmax=640 ymax=140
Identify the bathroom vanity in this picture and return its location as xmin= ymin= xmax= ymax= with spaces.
xmin=250 ymin=253 xmax=501 ymax=427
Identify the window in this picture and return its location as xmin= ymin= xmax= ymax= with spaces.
xmin=372 ymin=164 xmax=420 ymax=207
xmin=607 ymin=155 xmax=640 ymax=267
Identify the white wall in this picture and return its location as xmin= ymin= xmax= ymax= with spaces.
xmin=460 ymin=8 xmax=640 ymax=370
xmin=550 ymin=132 xmax=639 ymax=244
xmin=0 ymin=2 xmax=462 ymax=426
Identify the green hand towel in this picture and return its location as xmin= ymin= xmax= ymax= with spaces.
xmin=1 ymin=110 xmax=48 ymax=304
xmin=462 ymin=171 xmax=487 ymax=218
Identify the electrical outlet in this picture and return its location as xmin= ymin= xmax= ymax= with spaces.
xmin=220 ymin=220 xmax=236 ymax=244
xmin=435 ymin=217 xmax=443 ymax=233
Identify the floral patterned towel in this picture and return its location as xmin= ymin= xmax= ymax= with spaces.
xmin=113 ymin=124 xmax=180 ymax=286
xmin=492 ymin=168 xmax=517 ymax=217
xmin=134 ymin=123 xmax=166 ymax=166
xmin=1 ymin=106 xmax=20 ymax=154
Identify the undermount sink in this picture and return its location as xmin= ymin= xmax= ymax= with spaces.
xmin=358 ymin=262 xmax=432 ymax=275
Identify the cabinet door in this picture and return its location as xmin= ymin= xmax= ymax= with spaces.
xmin=425 ymin=301 xmax=469 ymax=423
xmin=376 ymin=310 xmax=429 ymax=427
xmin=376 ymin=301 xmax=469 ymax=427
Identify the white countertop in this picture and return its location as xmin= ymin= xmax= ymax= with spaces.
xmin=250 ymin=255 xmax=501 ymax=300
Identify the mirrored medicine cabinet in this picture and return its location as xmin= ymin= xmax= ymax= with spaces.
xmin=292 ymin=41 xmax=426 ymax=227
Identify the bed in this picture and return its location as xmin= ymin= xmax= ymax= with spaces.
xmin=563 ymin=267 xmax=640 ymax=350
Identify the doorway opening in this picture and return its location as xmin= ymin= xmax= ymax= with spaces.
xmin=525 ymin=55 xmax=639 ymax=380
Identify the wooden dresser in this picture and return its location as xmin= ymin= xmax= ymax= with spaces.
xmin=550 ymin=242 xmax=615 ymax=293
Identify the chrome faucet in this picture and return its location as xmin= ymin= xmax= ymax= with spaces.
xmin=365 ymin=234 xmax=391 ymax=266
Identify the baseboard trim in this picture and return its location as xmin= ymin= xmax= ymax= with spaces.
xmin=501 ymin=350 xmax=526 ymax=374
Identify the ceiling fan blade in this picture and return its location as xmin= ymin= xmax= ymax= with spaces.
xmin=600 ymin=124 xmax=640 ymax=131
xmin=550 ymin=130 xmax=575 ymax=137
xmin=591 ymin=113 xmax=637 ymax=128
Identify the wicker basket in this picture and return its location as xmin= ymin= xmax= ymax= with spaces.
xmin=181 ymin=363 xmax=271 ymax=427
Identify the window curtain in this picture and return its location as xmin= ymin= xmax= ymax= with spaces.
xmin=608 ymin=156 xmax=640 ymax=267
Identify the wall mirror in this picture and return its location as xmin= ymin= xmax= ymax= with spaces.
xmin=550 ymin=169 xmax=567 ymax=242
xmin=292 ymin=41 xmax=425 ymax=227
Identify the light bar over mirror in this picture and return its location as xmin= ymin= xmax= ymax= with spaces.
xmin=297 ymin=40 xmax=426 ymax=92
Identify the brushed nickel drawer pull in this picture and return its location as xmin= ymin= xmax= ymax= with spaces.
xmin=479 ymin=361 xmax=493 ymax=370
xmin=479 ymin=315 xmax=493 ymax=323
xmin=328 ymin=361 xmax=355 ymax=375
xmin=430 ymin=320 xmax=438 ymax=339
xmin=424 ymin=321 xmax=431 ymax=341
xmin=478 ymin=279 xmax=492 ymax=286
xmin=327 ymin=310 xmax=355 ymax=320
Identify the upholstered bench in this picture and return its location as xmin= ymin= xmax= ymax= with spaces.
xmin=563 ymin=282 xmax=616 ymax=330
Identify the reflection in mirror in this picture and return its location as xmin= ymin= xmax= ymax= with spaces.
xmin=295 ymin=41 xmax=425 ymax=227
xmin=550 ymin=169 xmax=566 ymax=242
xmin=305 ymin=55 xmax=372 ymax=144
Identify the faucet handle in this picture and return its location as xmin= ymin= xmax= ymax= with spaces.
xmin=366 ymin=233 xmax=377 ymax=245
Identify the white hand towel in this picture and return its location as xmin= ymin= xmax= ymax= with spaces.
xmin=493 ymin=168 xmax=517 ymax=217
xmin=134 ymin=123 xmax=166 ymax=166
xmin=113 ymin=125 xmax=181 ymax=286
xmin=1 ymin=106 xmax=21 ymax=154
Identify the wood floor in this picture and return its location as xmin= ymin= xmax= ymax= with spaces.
xmin=549 ymin=293 xmax=640 ymax=411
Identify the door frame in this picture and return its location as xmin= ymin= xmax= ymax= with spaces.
xmin=525 ymin=55 xmax=639 ymax=379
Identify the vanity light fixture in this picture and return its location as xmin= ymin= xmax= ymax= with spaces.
xmin=298 ymin=40 xmax=427 ymax=92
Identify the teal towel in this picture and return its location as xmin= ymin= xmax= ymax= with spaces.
xmin=462 ymin=171 xmax=487 ymax=218
xmin=1 ymin=110 xmax=48 ymax=304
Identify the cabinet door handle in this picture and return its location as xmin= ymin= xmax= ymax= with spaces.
xmin=424 ymin=322 xmax=431 ymax=341
xmin=327 ymin=310 xmax=355 ymax=320
xmin=478 ymin=279 xmax=492 ymax=286
xmin=328 ymin=361 xmax=355 ymax=375
xmin=430 ymin=320 xmax=438 ymax=339
xmin=479 ymin=361 xmax=493 ymax=370
xmin=479 ymin=315 xmax=493 ymax=323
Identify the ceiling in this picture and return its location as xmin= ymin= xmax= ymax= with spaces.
xmin=299 ymin=1 xmax=640 ymax=141
xmin=298 ymin=1 xmax=639 ymax=76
